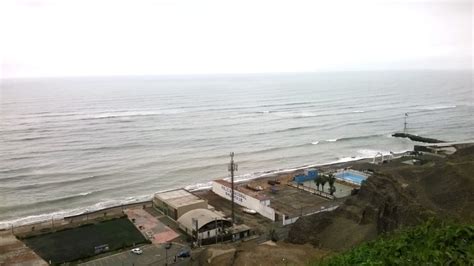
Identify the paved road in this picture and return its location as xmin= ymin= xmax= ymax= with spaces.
xmin=79 ymin=243 xmax=190 ymax=266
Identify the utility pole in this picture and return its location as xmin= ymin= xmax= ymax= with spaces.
xmin=404 ymin=113 xmax=408 ymax=133
xmin=192 ymin=218 xmax=199 ymax=247
xmin=228 ymin=152 xmax=238 ymax=225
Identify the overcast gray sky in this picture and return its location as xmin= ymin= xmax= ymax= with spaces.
xmin=0 ymin=0 xmax=472 ymax=78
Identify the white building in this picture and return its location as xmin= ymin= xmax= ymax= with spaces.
xmin=212 ymin=179 xmax=275 ymax=221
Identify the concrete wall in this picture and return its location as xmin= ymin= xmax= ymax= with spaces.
xmin=179 ymin=221 xmax=224 ymax=240
xmin=153 ymin=197 xmax=177 ymax=219
xmin=212 ymin=182 xmax=275 ymax=221
xmin=282 ymin=205 xmax=338 ymax=226
xmin=12 ymin=201 xmax=153 ymax=237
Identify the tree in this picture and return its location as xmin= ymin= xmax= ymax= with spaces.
xmin=327 ymin=173 xmax=336 ymax=195
xmin=268 ymin=228 xmax=279 ymax=242
xmin=314 ymin=176 xmax=321 ymax=190
xmin=328 ymin=173 xmax=335 ymax=187
xmin=320 ymin=175 xmax=327 ymax=192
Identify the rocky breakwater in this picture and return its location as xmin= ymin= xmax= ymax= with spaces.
xmin=392 ymin=133 xmax=445 ymax=143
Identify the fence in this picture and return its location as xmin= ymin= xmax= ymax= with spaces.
xmin=282 ymin=205 xmax=339 ymax=226
xmin=287 ymin=182 xmax=335 ymax=200
xmin=10 ymin=200 xmax=152 ymax=237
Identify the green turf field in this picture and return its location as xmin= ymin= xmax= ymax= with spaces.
xmin=23 ymin=217 xmax=146 ymax=264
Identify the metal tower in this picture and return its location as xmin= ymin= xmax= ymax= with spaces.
xmin=228 ymin=152 xmax=238 ymax=225
xmin=404 ymin=113 xmax=408 ymax=133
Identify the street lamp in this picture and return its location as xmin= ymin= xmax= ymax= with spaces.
xmin=165 ymin=242 xmax=172 ymax=266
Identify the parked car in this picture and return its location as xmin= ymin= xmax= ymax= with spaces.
xmin=131 ymin=248 xmax=143 ymax=255
xmin=177 ymin=249 xmax=191 ymax=258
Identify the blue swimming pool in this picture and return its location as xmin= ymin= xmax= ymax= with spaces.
xmin=335 ymin=171 xmax=368 ymax=185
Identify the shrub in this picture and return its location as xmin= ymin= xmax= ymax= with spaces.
xmin=312 ymin=220 xmax=474 ymax=265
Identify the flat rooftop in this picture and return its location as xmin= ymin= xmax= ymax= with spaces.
xmin=214 ymin=179 xmax=269 ymax=201
xmin=154 ymin=189 xmax=206 ymax=209
xmin=268 ymin=186 xmax=339 ymax=217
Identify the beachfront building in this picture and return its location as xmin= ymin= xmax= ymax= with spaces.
xmin=177 ymin=208 xmax=251 ymax=245
xmin=153 ymin=189 xmax=208 ymax=220
xmin=212 ymin=179 xmax=276 ymax=221
xmin=177 ymin=209 xmax=230 ymax=241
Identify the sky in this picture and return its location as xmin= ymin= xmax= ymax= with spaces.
xmin=0 ymin=0 xmax=472 ymax=78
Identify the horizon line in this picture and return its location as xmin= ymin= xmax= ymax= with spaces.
xmin=2 ymin=68 xmax=472 ymax=81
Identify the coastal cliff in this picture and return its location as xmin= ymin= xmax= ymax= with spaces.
xmin=287 ymin=144 xmax=474 ymax=251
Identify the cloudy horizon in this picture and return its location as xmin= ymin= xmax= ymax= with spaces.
xmin=1 ymin=0 xmax=472 ymax=79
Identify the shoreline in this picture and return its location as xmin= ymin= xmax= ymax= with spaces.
xmin=0 ymin=148 xmax=412 ymax=230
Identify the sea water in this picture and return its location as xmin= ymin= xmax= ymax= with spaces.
xmin=0 ymin=71 xmax=473 ymax=226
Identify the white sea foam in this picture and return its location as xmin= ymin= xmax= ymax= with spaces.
xmin=418 ymin=105 xmax=456 ymax=111
xmin=0 ymin=195 xmax=153 ymax=230
xmin=334 ymin=156 xmax=362 ymax=163
xmin=334 ymin=148 xmax=411 ymax=164
xmin=311 ymin=141 xmax=320 ymax=145
xmin=184 ymin=181 xmax=213 ymax=192
xmin=326 ymin=138 xmax=338 ymax=142
xmin=0 ymin=148 xmax=412 ymax=230
xmin=90 ymin=110 xmax=184 ymax=119
xmin=299 ymin=112 xmax=317 ymax=117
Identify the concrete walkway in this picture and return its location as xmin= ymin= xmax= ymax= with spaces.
xmin=0 ymin=231 xmax=48 ymax=266
xmin=125 ymin=208 xmax=179 ymax=244
xmin=79 ymin=243 xmax=190 ymax=266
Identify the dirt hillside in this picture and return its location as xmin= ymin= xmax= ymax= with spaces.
xmin=288 ymin=144 xmax=474 ymax=251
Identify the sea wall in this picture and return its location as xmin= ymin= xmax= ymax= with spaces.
xmin=8 ymin=201 xmax=152 ymax=237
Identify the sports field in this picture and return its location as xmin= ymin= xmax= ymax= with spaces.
xmin=23 ymin=217 xmax=146 ymax=264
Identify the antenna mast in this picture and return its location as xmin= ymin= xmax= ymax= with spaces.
xmin=228 ymin=152 xmax=238 ymax=225
xmin=404 ymin=113 xmax=408 ymax=133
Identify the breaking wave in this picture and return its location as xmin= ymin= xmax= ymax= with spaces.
xmin=0 ymin=195 xmax=152 ymax=229
xmin=311 ymin=134 xmax=385 ymax=145
xmin=417 ymin=105 xmax=457 ymax=111
xmin=79 ymin=110 xmax=185 ymax=120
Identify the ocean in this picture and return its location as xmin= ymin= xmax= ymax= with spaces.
xmin=1 ymin=71 xmax=473 ymax=227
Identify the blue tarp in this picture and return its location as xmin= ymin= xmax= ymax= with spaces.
xmin=294 ymin=170 xmax=318 ymax=184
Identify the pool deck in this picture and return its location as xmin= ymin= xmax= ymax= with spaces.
xmin=335 ymin=170 xmax=369 ymax=186
xmin=302 ymin=180 xmax=354 ymax=198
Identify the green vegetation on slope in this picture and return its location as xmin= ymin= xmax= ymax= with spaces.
xmin=313 ymin=220 xmax=474 ymax=265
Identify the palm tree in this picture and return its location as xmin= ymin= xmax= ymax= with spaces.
xmin=328 ymin=173 xmax=335 ymax=186
xmin=314 ymin=177 xmax=321 ymax=190
xmin=328 ymin=173 xmax=335 ymax=188
xmin=320 ymin=175 xmax=327 ymax=192
xmin=327 ymin=173 xmax=336 ymax=195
